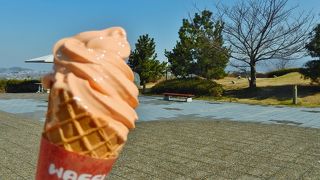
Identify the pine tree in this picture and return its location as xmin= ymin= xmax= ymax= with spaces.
xmin=302 ymin=24 xmax=320 ymax=84
xmin=128 ymin=34 xmax=166 ymax=92
xmin=165 ymin=10 xmax=229 ymax=79
xmin=306 ymin=24 xmax=320 ymax=59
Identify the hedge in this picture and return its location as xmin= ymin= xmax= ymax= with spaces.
xmin=151 ymin=77 xmax=223 ymax=96
xmin=1 ymin=79 xmax=41 ymax=93
xmin=0 ymin=79 xmax=6 ymax=93
xmin=266 ymin=68 xmax=302 ymax=78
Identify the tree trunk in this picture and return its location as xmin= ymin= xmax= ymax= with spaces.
xmin=165 ymin=69 xmax=168 ymax=80
xmin=249 ymin=63 xmax=257 ymax=89
xmin=142 ymin=81 xmax=146 ymax=94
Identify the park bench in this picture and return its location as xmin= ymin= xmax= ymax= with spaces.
xmin=163 ymin=93 xmax=195 ymax=102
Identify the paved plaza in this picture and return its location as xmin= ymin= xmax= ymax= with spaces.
xmin=0 ymin=94 xmax=319 ymax=128
xmin=0 ymin=93 xmax=319 ymax=179
xmin=137 ymin=96 xmax=320 ymax=128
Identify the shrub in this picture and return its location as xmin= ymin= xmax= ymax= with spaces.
xmin=0 ymin=79 xmax=6 ymax=93
xmin=301 ymin=60 xmax=320 ymax=84
xmin=151 ymin=77 xmax=224 ymax=96
xmin=5 ymin=79 xmax=40 ymax=93
xmin=266 ymin=68 xmax=302 ymax=78
xmin=256 ymin=73 xmax=268 ymax=78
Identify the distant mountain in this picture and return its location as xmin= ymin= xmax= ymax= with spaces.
xmin=0 ymin=67 xmax=50 ymax=80
xmin=8 ymin=67 xmax=32 ymax=72
xmin=0 ymin=67 xmax=32 ymax=73
xmin=0 ymin=68 xmax=6 ymax=73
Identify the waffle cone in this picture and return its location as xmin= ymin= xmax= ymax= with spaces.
xmin=43 ymin=88 xmax=124 ymax=159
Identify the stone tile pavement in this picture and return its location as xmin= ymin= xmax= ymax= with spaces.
xmin=0 ymin=94 xmax=320 ymax=179
xmin=1 ymin=113 xmax=320 ymax=179
xmin=0 ymin=112 xmax=43 ymax=179
xmin=107 ymin=119 xmax=320 ymax=179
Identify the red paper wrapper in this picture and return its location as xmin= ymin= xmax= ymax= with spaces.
xmin=36 ymin=137 xmax=116 ymax=180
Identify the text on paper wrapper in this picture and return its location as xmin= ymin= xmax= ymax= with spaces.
xmin=48 ymin=163 xmax=107 ymax=180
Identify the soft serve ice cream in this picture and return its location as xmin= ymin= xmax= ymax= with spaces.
xmin=36 ymin=27 xmax=139 ymax=179
xmin=44 ymin=27 xmax=139 ymax=143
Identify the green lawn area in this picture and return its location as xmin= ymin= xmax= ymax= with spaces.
xmin=213 ymin=72 xmax=320 ymax=107
xmin=146 ymin=72 xmax=320 ymax=107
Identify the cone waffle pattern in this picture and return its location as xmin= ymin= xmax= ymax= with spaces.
xmin=43 ymin=89 xmax=123 ymax=159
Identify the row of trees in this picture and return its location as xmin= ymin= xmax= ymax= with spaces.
xmin=129 ymin=0 xmax=319 ymax=90
xmin=129 ymin=10 xmax=230 ymax=91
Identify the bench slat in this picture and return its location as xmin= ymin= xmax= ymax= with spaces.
xmin=163 ymin=93 xmax=195 ymax=97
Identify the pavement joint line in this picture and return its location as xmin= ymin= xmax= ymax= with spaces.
xmin=269 ymin=164 xmax=311 ymax=179
xmin=0 ymin=147 xmax=36 ymax=168
xmin=297 ymin=166 xmax=315 ymax=179
xmin=241 ymin=172 xmax=265 ymax=179
xmin=217 ymin=169 xmax=249 ymax=179
xmin=263 ymin=166 xmax=285 ymax=179
xmin=130 ymin=155 xmax=190 ymax=177
xmin=0 ymin=164 xmax=26 ymax=180
xmin=140 ymin=148 xmax=199 ymax=166
xmin=126 ymin=144 xmax=227 ymax=170
xmin=300 ymin=167 xmax=320 ymax=179
xmin=118 ymin=165 xmax=159 ymax=179
xmin=0 ymin=121 xmax=19 ymax=129
xmin=107 ymin=174 xmax=129 ymax=180
xmin=0 ymin=137 xmax=37 ymax=153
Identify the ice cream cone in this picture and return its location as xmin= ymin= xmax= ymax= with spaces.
xmin=36 ymin=27 xmax=138 ymax=179
xmin=43 ymin=88 xmax=124 ymax=159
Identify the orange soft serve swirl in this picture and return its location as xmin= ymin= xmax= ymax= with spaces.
xmin=43 ymin=27 xmax=139 ymax=142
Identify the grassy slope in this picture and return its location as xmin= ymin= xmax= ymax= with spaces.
xmin=217 ymin=72 xmax=310 ymax=90
xmin=145 ymin=72 xmax=319 ymax=106
xmin=213 ymin=72 xmax=320 ymax=107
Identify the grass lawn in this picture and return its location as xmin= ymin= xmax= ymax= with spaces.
xmin=213 ymin=72 xmax=320 ymax=107
xmin=145 ymin=72 xmax=320 ymax=107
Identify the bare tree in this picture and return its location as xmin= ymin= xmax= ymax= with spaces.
xmin=270 ymin=59 xmax=294 ymax=71
xmin=218 ymin=0 xmax=314 ymax=88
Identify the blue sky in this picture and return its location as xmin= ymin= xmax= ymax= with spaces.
xmin=0 ymin=0 xmax=319 ymax=71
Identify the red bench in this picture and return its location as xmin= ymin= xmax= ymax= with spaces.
xmin=163 ymin=93 xmax=195 ymax=102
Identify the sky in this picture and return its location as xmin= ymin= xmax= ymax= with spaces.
xmin=0 ymin=0 xmax=319 ymax=71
